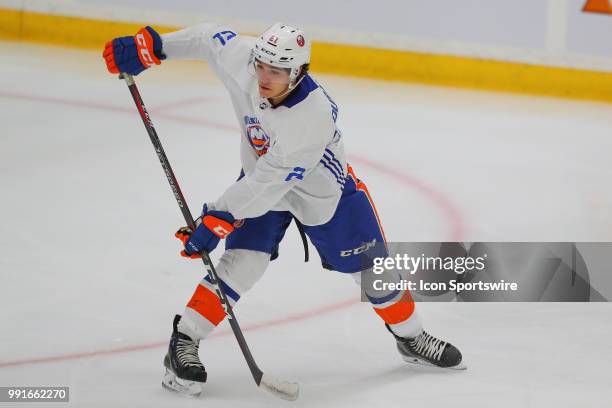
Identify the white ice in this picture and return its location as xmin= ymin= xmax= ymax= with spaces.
xmin=0 ymin=41 xmax=611 ymax=408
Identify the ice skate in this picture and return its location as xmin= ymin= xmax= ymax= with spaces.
xmin=162 ymin=315 xmax=207 ymax=396
xmin=387 ymin=325 xmax=466 ymax=370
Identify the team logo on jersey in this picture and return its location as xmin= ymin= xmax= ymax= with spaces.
xmin=296 ymin=35 xmax=305 ymax=47
xmin=244 ymin=116 xmax=270 ymax=156
xmin=233 ymin=219 xmax=245 ymax=228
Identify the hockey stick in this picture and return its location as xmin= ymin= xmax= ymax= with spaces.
xmin=119 ymin=73 xmax=299 ymax=401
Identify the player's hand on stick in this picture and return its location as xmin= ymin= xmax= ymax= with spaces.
xmin=103 ymin=26 xmax=165 ymax=75
xmin=175 ymin=205 xmax=235 ymax=258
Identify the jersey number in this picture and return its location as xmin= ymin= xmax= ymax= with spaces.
xmin=212 ymin=31 xmax=237 ymax=46
xmin=285 ymin=167 xmax=306 ymax=181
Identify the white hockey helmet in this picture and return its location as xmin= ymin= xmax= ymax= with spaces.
xmin=252 ymin=22 xmax=311 ymax=83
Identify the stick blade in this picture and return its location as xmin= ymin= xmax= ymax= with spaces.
xmin=259 ymin=373 xmax=299 ymax=401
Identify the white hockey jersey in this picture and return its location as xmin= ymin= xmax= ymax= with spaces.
xmin=161 ymin=23 xmax=347 ymax=226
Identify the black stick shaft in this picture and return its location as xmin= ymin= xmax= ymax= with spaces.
xmin=120 ymin=73 xmax=263 ymax=385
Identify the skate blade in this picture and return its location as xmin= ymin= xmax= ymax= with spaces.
xmin=401 ymin=355 xmax=467 ymax=370
xmin=162 ymin=369 xmax=205 ymax=397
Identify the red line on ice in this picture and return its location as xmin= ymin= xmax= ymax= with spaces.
xmin=150 ymin=96 xmax=218 ymax=112
xmin=0 ymin=91 xmax=236 ymax=132
xmin=0 ymin=92 xmax=466 ymax=368
xmin=348 ymin=154 xmax=465 ymax=241
xmin=0 ymin=298 xmax=359 ymax=368
xmin=1 ymin=90 xmax=465 ymax=239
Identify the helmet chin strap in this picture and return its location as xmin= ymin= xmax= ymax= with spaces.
xmin=269 ymin=74 xmax=306 ymax=101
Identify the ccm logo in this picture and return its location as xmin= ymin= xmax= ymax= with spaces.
xmin=340 ymin=239 xmax=377 ymax=257
xmin=136 ymin=33 xmax=155 ymax=67
xmin=213 ymin=225 xmax=231 ymax=238
xmin=203 ymin=215 xmax=234 ymax=238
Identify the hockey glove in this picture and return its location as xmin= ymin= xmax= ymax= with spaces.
xmin=175 ymin=205 xmax=235 ymax=258
xmin=103 ymin=26 xmax=165 ymax=76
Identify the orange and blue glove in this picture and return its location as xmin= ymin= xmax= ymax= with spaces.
xmin=175 ymin=205 xmax=235 ymax=259
xmin=103 ymin=26 xmax=165 ymax=76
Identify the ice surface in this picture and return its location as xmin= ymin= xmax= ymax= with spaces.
xmin=0 ymin=41 xmax=611 ymax=407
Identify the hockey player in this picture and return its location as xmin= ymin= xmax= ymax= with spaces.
xmin=103 ymin=22 xmax=464 ymax=396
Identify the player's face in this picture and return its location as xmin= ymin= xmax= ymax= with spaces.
xmin=253 ymin=60 xmax=292 ymax=98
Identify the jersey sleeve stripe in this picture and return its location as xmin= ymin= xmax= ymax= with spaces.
xmin=324 ymin=149 xmax=345 ymax=177
xmin=323 ymin=152 xmax=344 ymax=178
xmin=319 ymin=159 xmax=345 ymax=188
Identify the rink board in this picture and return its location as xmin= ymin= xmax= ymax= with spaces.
xmin=1 ymin=7 xmax=612 ymax=103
